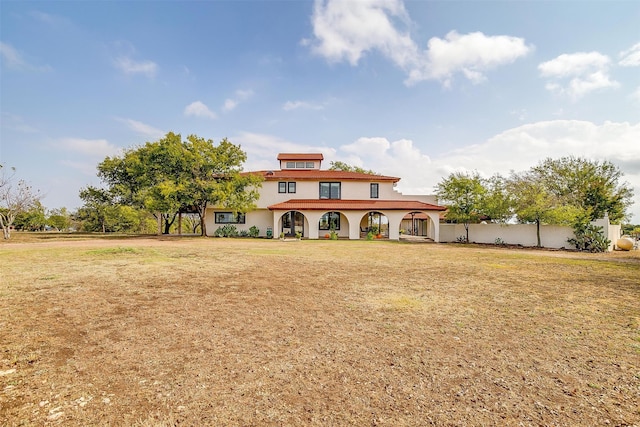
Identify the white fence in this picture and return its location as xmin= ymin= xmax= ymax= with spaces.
xmin=439 ymin=217 xmax=621 ymax=251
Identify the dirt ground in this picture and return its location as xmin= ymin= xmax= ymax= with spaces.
xmin=1 ymin=235 xmax=639 ymax=426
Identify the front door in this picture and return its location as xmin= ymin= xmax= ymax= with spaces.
xmin=281 ymin=211 xmax=304 ymax=237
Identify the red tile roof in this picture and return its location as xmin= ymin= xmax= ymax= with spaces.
xmin=245 ymin=169 xmax=400 ymax=182
xmin=268 ymin=199 xmax=446 ymax=211
xmin=277 ymin=153 xmax=324 ymax=161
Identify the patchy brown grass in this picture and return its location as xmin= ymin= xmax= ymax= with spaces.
xmin=1 ymin=235 xmax=639 ymax=426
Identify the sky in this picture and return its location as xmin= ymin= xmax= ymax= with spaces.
xmin=1 ymin=0 xmax=639 ymax=222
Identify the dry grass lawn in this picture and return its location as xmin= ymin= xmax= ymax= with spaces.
xmin=1 ymin=234 xmax=639 ymax=426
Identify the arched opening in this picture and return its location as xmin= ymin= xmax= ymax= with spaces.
xmin=359 ymin=211 xmax=389 ymax=238
xmin=318 ymin=211 xmax=349 ymax=238
xmin=399 ymin=211 xmax=433 ymax=240
xmin=280 ymin=210 xmax=305 ymax=237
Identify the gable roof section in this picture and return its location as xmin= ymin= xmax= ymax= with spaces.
xmin=245 ymin=169 xmax=400 ymax=182
xmin=277 ymin=153 xmax=324 ymax=161
xmin=268 ymin=199 xmax=446 ymax=211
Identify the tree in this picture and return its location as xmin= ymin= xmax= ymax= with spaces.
xmin=531 ymin=156 xmax=633 ymax=223
xmin=76 ymin=186 xmax=114 ymax=233
xmin=481 ymin=174 xmax=513 ymax=224
xmin=329 ymin=161 xmax=378 ymax=175
xmin=95 ymin=133 xmax=261 ymax=236
xmin=0 ymin=166 xmax=41 ymax=239
xmin=181 ymin=135 xmax=262 ymax=236
xmin=47 ymin=207 xmax=72 ymax=231
xmin=435 ymin=171 xmax=486 ymax=243
xmin=97 ymin=133 xmax=185 ymax=234
xmin=14 ymin=200 xmax=47 ymax=231
xmin=508 ymin=171 xmax=580 ymax=247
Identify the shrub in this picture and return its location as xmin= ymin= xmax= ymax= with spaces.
xmin=249 ymin=225 xmax=259 ymax=238
xmin=366 ymin=231 xmax=374 ymax=241
xmin=568 ymin=223 xmax=610 ymax=253
xmin=214 ymin=224 xmax=238 ymax=237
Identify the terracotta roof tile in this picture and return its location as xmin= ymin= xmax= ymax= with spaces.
xmin=245 ymin=170 xmax=400 ymax=182
xmin=268 ymin=199 xmax=446 ymax=211
xmin=277 ymin=153 xmax=324 ymax=161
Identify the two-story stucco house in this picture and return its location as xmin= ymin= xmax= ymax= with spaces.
xmin=204 ymin=153 xmax=446 ymax=241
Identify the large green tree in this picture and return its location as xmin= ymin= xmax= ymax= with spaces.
xmin=13 ymin=200 xmax=47 ymax=231
xmin=435 ymin=171 xmax=486 ymax=243
xmin=531 ymin=156 xmax=633 ymax=223
xmin=508 ymin=171 xmax=580 ymax=247
xmin=180 ymin=135 xmax=261 ymax=236
xmin=95 ymin=133 xmax=261 ymax=236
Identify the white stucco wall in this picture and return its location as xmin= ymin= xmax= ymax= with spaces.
xmin=257 ymin=179 xmax=403 ymax=207
xmin=204 ymin=209 xmax=273 ymax=237
xmin=439 ymin=217 xmax=619 ymax=251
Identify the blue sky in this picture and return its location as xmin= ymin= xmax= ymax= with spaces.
xmin=1 ymin=0 xmax=639 ymax=222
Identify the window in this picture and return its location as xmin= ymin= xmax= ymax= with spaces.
xmin=215 ymin=212 xmax=246 ymax=224
xmin=319 ymin=212 xmax=340 ymax=230
xmin=284 ymin=161 xmax=314 ymax=169
xmin=370 ymin=183 xmax=379 ymax=199
xmin=319 ymin=182 xmax=341 ymax=199
xmin=279 ymin=182 xmax=296 ymax=193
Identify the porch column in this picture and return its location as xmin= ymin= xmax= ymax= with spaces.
xmin=345 ymin=212 xmax=362 ymax=240
xmin=427 ymin=212 xmax=440 ymax=242
xmin=386 ymin=211 xmax=405 ymax=241
xmin=304 ymin=211 xmax=322 ymax=239
xmin=272 ymin=210 xmax=281 ymax=238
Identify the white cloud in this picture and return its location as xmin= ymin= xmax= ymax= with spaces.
xmin=57 ymin=138 xmax=120 ymax=158
xmin=223 ymin=99 xmax=238 ymax=112
xmin=1 ymin=113 xmax=38 ymax=133
xmin=30 ymin=10 xmax=71 ymax=28
xmin=0 ymin=42 xmax=52 ymax=71
xmin=619 ymin=42 xmax=640 ymax=67
xmin=184 ymin=101 xmax=217 ymax=119
xmin=283 ymin=100 xmax=324 ymax=111
xmin=111 ymin=41 xmax=157 ymax=78
xmin=412 ymin=31 xmax=532 ymax=86
xmin=538 ymin=52 xmax=619 ymax=99
xmin=114 ymin=56 xmax=158 ymax=78
xmin=308 ymin=0 xmax=415 ymax=66
xmin=306 ymin=0 xmax=532 ymax=86
xmin=116 ymin=118 xmax=164 ymax=139
xmin=0 ymin=42 xmax=25 ymax=68
xmin=223 ymin=89 xmax=254 ymax=112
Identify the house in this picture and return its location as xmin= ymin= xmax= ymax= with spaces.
xmin=204 ymin=153 xmax=446 ymax=241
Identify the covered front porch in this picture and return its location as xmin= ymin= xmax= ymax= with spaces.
xmin=267 ymin=199 xmax=446 ymax=241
